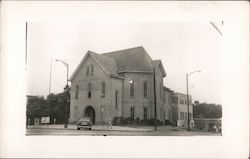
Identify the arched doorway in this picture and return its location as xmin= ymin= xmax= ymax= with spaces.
xmin=84 ymin=106 xmax=95 ymax=124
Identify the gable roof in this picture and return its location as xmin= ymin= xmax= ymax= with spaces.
xmin=102 ymin=46 xmax=153 ymax=73
xmin=88 ymin=51 xmax=118 ymax=75
xmin=70 ymin=46 xmax=167 ymax=81
xmin=69 ymin=51 xmax=121 ymax=81
xmin=152 ymin=60 xmax=166 ymax=77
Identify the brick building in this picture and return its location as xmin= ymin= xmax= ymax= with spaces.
xmin=172 ymin=92 xmax=194 ymax=127
xmin=69 ymin=46 xmax=167 ymax=124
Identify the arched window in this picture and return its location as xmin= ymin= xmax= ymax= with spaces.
xmin=143 ymin=80 xmax=148 ymax=97
xmin=88 ymin=83 xmax=91 ymax=98
xmin=91 ymin=65 xmax=94 ymax=76
xmin=75 ymin=85 xmax=79 ymax=99
xmin=86 ymin=65 xmax=89 ymax=76
xmin=129 ymin=80 xmax=134 ymax=97
xmin=115 ymin=90 xmax=118 ymax=109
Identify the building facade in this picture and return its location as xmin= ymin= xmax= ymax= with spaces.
xmin=172 ymin=92 xmax=194 ymax=127
xmin=163 ymin=87 xmax=174 ymax=125
xmin=69 ymin=46 xmax=167 ymax=124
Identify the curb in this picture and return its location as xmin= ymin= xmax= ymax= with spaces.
xmin=26 ymin=127 xmax=154 ymax=132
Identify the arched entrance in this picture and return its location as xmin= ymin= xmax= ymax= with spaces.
xmin=84 ymin=106 xmax=95 ymax=124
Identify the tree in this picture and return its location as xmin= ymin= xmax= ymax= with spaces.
xmin=193 ymin=102 xmax=222 ymax=118
xmin=26 ymin=87 xmax=71 ymax=125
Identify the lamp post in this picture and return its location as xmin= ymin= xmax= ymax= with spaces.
xmin=153 ymin=68 xmax=157 ymax=130
xmin=55 ymin=59 xmax=69 ymax=128
xmin=186 ymin=70 xmax=201 ymax=131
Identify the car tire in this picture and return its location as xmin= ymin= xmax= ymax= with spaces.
xmin=89 ymin=128 xmax=91 ymax=130
xmin=77 ymin=127 xmax=80 ymax=130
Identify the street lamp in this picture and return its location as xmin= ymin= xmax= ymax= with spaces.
xmin=186 ymin=70 xmax=201 ymax=131
xmin=55 ymin=59 xmax=69 ymax=128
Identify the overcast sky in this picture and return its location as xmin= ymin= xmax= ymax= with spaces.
xmin=27 ymin=22 xmax=222 ymax=104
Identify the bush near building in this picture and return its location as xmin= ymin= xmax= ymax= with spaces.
xmin=112 ymin=117 xmax=164 ymax=126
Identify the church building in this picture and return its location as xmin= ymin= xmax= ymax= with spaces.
xmin=69 ymin=46 xmax=169 ymax=124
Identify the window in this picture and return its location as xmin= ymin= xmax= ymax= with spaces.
xmin=168 ymin=94 xmax=172 ymax=105
xmin=88 ymin=83 xmax=91 ymax=98
xmin=180 ymin=99 xmax=184 ymax=104
xmin=185 ymin=112 xmax=187 ymax=119
xmin=143 ymin=80 xmax=148 ymax=97
xmin=180 ymin=112 xmax=185 ymax=120
xmin=75 ymin=85 xmax=79 ymax=99
xmin=174 ymin=97 xmax=178 ymax=104
xmin=91 ymin=65 xmax=94 ymax=76
xmin=190 ymin=113 xmax=192 ymax=119
xmin=129 ymin=80 xmax=134 ymax=97
xmin=184 ymin=100 xmax=187 ymax=104
xmin=115 ymin=90 xmax=118 ymax=109
xmin=101 ymin=82 xmax=105 ymax=97
xmin=130 ymin=106 xmax=135 ymax=119
xmin=143 ymin=107 xmax=147 ymax=120
xmin=86 ymin=66 xmax=89 ymax=76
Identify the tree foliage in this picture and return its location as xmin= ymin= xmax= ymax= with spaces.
xmin=193 ymin=103 xmax=222 ymax=118
xmin=26 ymin=89 xmax=70 ymax=124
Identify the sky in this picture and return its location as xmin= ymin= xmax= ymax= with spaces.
xmin=26 ymin=22 xmax=223 ymax=104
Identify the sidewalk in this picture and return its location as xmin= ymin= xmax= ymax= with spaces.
xmin=27 ymin=124 xmax=154 ymax=132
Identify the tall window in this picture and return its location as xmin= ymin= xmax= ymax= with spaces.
xmin=115 ymin=91 xmax=118 ymax=109
xmin=143 ymin=107 xmax=147 ymax=120
xmin=143 ymin=80 xmax=148 ymax=97
xmin=130 ymin=106 xmax=135 ymax=119
xmin=180 ymin=112 xmax=185 ymax=120
xmin=88 ymin=83 xmax=91 ymax=98
xmin=75 ymin=85 xmax=79 ymax=99
xmin=168 ymin=94 xmax=172 ymax=105
xmin=180 ymin=99 xmax=184 ymax=104
xmin=101 ymin=82 xmax=105 ymax=97
xmin=86 ymin=65 xmax=89 ymax=76
xmin=91 ymin=65 xmax=94 ymax=76
xmin=129 ymin=80 xmax=134 ymax=97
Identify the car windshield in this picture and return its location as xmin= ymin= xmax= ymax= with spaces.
xmin=79 ymin=118 xmax=90 ymax=122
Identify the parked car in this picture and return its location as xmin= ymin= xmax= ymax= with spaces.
xmin=77 ymin=118 xmax=92 ymax=130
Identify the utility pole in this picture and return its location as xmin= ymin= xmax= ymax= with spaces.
xmin=186 ymin=73 xmax=190 ymax=131
xmin=55 ymin=59 xmax=69 ymax=128
xmin=49 ymin=58 xmax=52 ymax=95
xmin=153 ymin=68 xmax=157 ymax=130
xmin=186 ymin=70 xmax=201 ymax=131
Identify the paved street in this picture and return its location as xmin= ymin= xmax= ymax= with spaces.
xmin=26 ymin=125 xmax=221 ymax=136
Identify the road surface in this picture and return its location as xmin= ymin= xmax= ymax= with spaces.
xmin=26 ymin=128 xmax=221 ymax=136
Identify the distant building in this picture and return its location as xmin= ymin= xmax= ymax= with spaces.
xmin=172 ymin=92 xmax=194 ymax=127
xmin=69 ymin=46 xmax=167 ymax=124
xmin=163 ymin=87 xmax=174 ymax=124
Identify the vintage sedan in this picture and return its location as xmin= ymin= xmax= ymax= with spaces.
xmin=77 ymin=118 xmax=92 ymax=130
